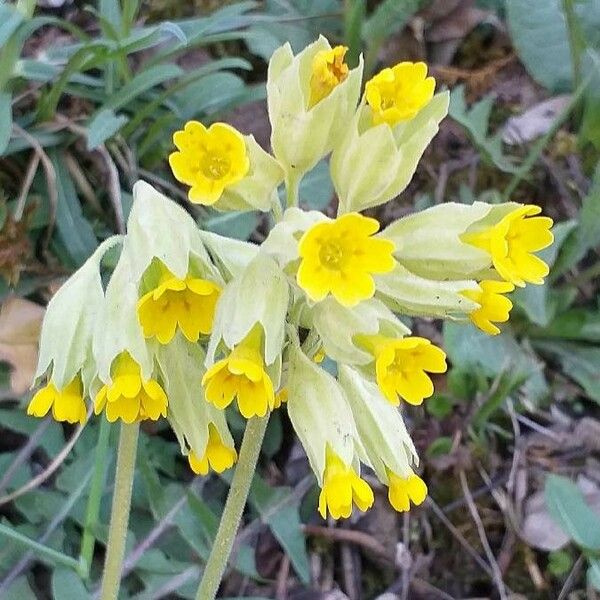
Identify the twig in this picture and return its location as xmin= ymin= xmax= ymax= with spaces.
xmin=302 ymin=525 xmax=390 ymax=561
xmin=557 ymin=554 xmax=585 ymax=600
xmin=13 ymin=152 xmax=40 ymax=222
xmin=400 ymin=511 xmax=411 ymax=600
xmin=459 ymin=470 xmax=508 ymax=600
xmin=0 ymin=407 xmax=91 ymax=506
xmin=275 ymin=554 xmax=290 ymax=600
xmin=64 ymin=151 xmax=104 ymax=215
xmin=0 ymin=418 xmax=50 ymax=494
xmin=341 ymin=542 xmax=359 ymax=600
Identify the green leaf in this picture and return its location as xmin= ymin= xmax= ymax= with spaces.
xmin=2 ymin=576 xmax=36 ymax=600
xmin=473 ymin=369 xmax=527 ymax=429
xmin=545 ymin=474 xmax=600 ymax=550
xmin=426 ymin=394 xmax=454 ymax=419
xmin=48 ymin=150 xmax=98 ymax=267
xmin=363 ymin=0 xmax=423 ymax=45
xmin=0 ymin=92 xmax=12 ymax=155
xmin=52 ymin=569 xmax=91 ymax=600
xmin=547 ymin=549 xmax=573 ymax=576
xmin=299 ymin=159 xmax=334 ymax=211
xmin=86 ymin=109 xmax=128 ymax=149
xmin=540 ymin=308 xmax=600 ymax=342
xmin=588 ymin=559 xmax=600 ymax=591
xmin=0 ymin=5 xmax=24 ymax=47
xmin=449 ymin=86 xmax=517 ymax=173
xmin=425 ymin=436 xmax=453 ymax=458
xmin=204 ymin=211 xmax=258 ymax=241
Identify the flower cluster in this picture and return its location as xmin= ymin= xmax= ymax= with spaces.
xmin=29 ymin=37 xmax=553 ymax=520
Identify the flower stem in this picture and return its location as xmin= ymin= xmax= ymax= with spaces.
xmin=99 ymin=422 xmax=139 ymax=600
xmin=194 ymin=415 xmax=269 ymax=600
xmin=79 ymin=417 xmax=112 ymax=579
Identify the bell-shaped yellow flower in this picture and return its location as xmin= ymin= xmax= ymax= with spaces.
xmin=27 ymin=376 xmax=86 ymax=425
xmin=462 ymin=280 xmax=515 ymax=335
xmin=94 ymin=352 xmax=168 ymax=423
xmin=387 ymin=469 xmax=428 ymax=513
xmin=365 ymin=62 xmax=435 ymax=126
xmin=362 ymin=335 xmax=447 ymax=405
xmin=187 ymin=423 xmax=237 ymax=475
xmin=308 ymin=45 xmax=349 ymax=108
xmin=137 ymin=264 xmax=221 ymax=344
xmin=462 ymin=205 xmax=554 ymax=287
xmin=318 ymin=446 xmax=374 ymax=520
xmin=202 ymin=330 xmax=275 ymax=419
xmin=169 ymin=121 xmax=249 ymax=205
xmin=297 ymin=213 xmax=396 ymax=307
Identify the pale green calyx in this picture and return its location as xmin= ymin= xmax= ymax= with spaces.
xmin=35 ymin=236 xmax=122 ymax=390
xmin=286 ymin=344 xmax=363 ymax=484
xmin=157 ymin=334 xmax=233 ymax=458
xmin=267 ymin=36 xmax=363 ymax=197
xmin=311 ymin=297 xmax=410 ymax=365
xmin=198 ymin=230 xmax=259 ymax=281
xmin=339 ymin=365 xmax=418 ymax=483
xmin=213 ymin=134 xmax=284 ymax=212
xmin=331 ymin=92 xmax=449 ymax=214
xmin=127 ymin=180 xmax=217 ymax=281
xmin=206 ymin=253 xmax=289 ymax=366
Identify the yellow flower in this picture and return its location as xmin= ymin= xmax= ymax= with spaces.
xmin=169 ymin=121 xmax=249 ymax=205
xmin=308 ymin=45 xmax=349 ymax=108
xmin=27 ymin=377 xmax=86 ymax=425
xmin=187 ymin=423 xmax=237 ymax=475
xmin=462 ymin=205 xmax=554 ymax=287
xmin=297 ymin=213 xmax=396 ymax=307
xmin=137 ymin=264 xmax=221 ymax=345
xmin=365 ymin=62 xmax=435 ymax=127
xmin=273 ymin=387 xmax=288 ymax=409
xmin=462 ymin=280 xmax=515 ymax=335
xmin=202 ymin=331 xmax=275 ymax=419
xmin=318 ymin=446 xmax=374 ymax=519
xmin=361 ymin=335 xmax=446 ymax=405
xmin=387 ymin=469 xmax=428 ymax=512
xmin=94 ymin=352 xmax=168 ymax=423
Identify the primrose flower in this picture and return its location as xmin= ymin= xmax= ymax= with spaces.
xmin=169 ymin=121 xmax=249 ymax=205
xmin=318 ymin=446 xmax=374 ymax=519
xmin=203 ymin=328 xmax=275 ymax=419
xmin=188 ymin=423 xmax=237 ymax=475
xmin=309 ymin=45 xmax=349 ymax=108
xmin=365 ymin=62 xmax=435 ymax=126
xmin=27 ymin=377 xmax=87 ymax=425
xmin=388 ymin=470 xmax=428 ymax=512
xmin=137 ymin=262 xmax=221 ymax=344
xmin=94 ymin=352 xmax=168 ymax=423
xmin=297 ymin=213 xmax=396 ymax=307
xmin=358 ymin=335 xmax=447 ymax=405
xmin=462 ymin=280 xmax=515 ymax=335
xmin=462 ymin=205 xmax=554 ymax=286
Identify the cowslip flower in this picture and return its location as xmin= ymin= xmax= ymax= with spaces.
xmin=462 ymin=280 xmax=515 ymax=335
xmin=318 ymin=445 xmax=374 ymax=519
xmin=297 ymin=213 xmax=395 ymax=307
xmin=188 ymin=423 xmax=237 ymax=475
xmin=27 ymin=377 xmax=86 ymax=425
xmin=462 ymin=205 xmax=554 ymax=286
xmin=203 ymin=328 xmax=275 ymax=419
xmin=308 ymin=45 xmax=349 ymax=108
xmin=169 ymin=121 xmax=249 ymax=205
xmin=387 ymin=470 xmax=428 ymax=512
xmin=358 ymin=335 xmax=447 ymax=405
xmin=365 ymin=62 xmax=435 ymax=126
xmin=137 ymin=262 xmax=221 ymax=344
xmin=94 ymin=352 xmax=168 ymax=423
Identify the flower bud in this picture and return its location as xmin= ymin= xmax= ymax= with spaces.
xmin=331 ymin=92 xmax=448 ymax=214
xmin=267 ymin=37 xmax=363 ymax=197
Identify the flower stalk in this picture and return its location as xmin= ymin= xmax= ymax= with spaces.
xmin=99 ymin=422 xmax=140 ymax=600
xmin=194 ymin=415 xmax=269 ymax=600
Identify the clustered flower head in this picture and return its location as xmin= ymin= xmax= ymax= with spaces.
xmin=29 ymin=36 xmax=554 ymax=520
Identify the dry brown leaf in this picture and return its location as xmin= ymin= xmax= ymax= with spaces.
xmin=0 ymin=296 xmax=45 ymax=394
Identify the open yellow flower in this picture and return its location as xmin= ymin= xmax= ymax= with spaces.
xmin=203 ymin=330 xmax=275 ymax=419
xmin=297 ymin=213 xmax=395 ymax=307
xmin=462 ymin=205 xmax=554 ymax=287
xmin=27 ymin=377 xmax=86 ymax=425
xmin=94 ymin=352 xmax=168 ymax=423
xmin=365 ymin=62 xmax=435 ymax=127
xmin=137 ymin=264 xmax=221 ymax=345
xmin=308 ymin=45 xmax=349 ymax=108
xmin=188 ymin=423 xmax=237 ymax=475
xmin=318 ymin=446 xmax=374 ymax=519
xmin=462 ymin=280 xmax=515 ymax=335
xmin=169 ymin=121 xmax=249 ymax=205
xmin=387 ymin=469 xmax=428 ymax=512
xmin=359 ymin=335 xmax=447 ymax=405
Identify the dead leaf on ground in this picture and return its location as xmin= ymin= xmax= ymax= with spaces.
xmin=427 ymin=0 xmax=490 ymax=43
xmin=0 ymin=296 xmax=45 ymax=394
